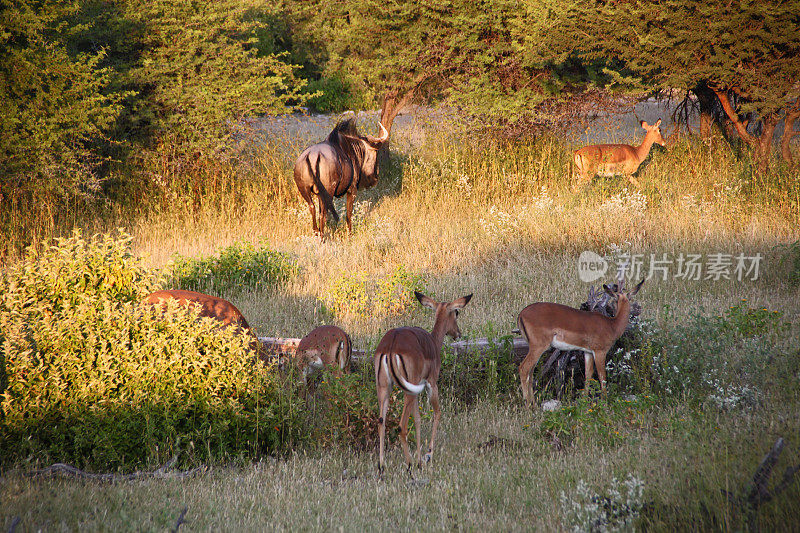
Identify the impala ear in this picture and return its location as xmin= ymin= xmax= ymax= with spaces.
xmin=655 ymin=119 xmax=662 ymax=127
xmin=450 ymin=293 xmax=473 ymax=310
xmin=640 ymin=120 xmax=649 ymax=129
xmin=629 ymin=278 xmax=645 ymax=296
xmin=415 ymin=291 xmax=437 ymax=309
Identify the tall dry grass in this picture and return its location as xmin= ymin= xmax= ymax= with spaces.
xmin=2 ymin=114 xmax=800 ymax=531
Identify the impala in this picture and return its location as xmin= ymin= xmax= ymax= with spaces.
xmin=144 ymin=289 xmax=266 ymax=359
xmin=574 ymin=119 xmax=666 ymax=187
xmin=516 ymin=280 xmax=644 ymax=407
xmin=295 ymin=325 xmax=352 ymax=383
xmin=374 ymin=291 xmax=472 ymax=477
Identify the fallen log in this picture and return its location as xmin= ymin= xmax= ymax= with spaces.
xmin=259 ymin=335 xmax=528 ymax=363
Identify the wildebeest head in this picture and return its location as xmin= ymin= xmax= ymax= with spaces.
xmin=330 ymin=118 xmax=389 ymax=188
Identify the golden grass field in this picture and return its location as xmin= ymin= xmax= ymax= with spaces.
xmin=2 ymin=112 xmax=799 ymax=531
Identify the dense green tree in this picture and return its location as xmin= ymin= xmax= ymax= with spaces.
xmin=0 ymin=0 xmax=125 ymax=201
xmin=291 ymin=0 xmax=567 ymax=135
xmin=535 ymin=0 xmax=800 ymax=172
xmin=116 ymin=0 xmax=311 ymax=159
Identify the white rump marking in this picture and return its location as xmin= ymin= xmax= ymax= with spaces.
xmin=551 ymin=335 xmax=591 ymax=354
xmin=393 ymin=354 xmax=426 ymax=395
xmin=381 ymin=354 xmax=392 ymax=386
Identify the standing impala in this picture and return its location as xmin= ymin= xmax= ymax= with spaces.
xmin=374 ymin=291 xmax=472 ymax=477
xmin=516 ymin=280 xmax=644 ymax=407
xmin=574 ymin=119 xmax=666 ymax=187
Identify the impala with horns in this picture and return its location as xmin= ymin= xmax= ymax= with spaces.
xmin=516 ymin=279 xmax=644 ymax=407
xmin=294 ymin=325 xmax=352 ymax=384
xmin=144 ymin=289 xmax=267 ymax=360
xmin=374 ymin=291 xmax=472 ymax=477
xmin=573 ymin=119 xmax=666 ymax=187
xmin=294 ymin=118 xmax=389 ymax=237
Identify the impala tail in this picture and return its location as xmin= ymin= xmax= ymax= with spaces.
xmin=377 ymin=352 xmax=427 ymax=395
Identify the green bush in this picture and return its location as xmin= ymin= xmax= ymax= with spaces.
xmin=304 ymin=73 xmax=374 ymax=113
xmin=0 ymin=231 xmax=303 ymax=469
xmin=170 ymin=241 xmax=297 ymax=295
xmin=321 ymin=265 xmax=426 ymax=320
xmin=310 ymin=365 xmax=402 ymax=450
xmin=645 ymin=301 xmax=789 ymax=406
xmin=440 ymin=337 xmax=520 ymax=406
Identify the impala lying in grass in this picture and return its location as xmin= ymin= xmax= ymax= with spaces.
xmin=374 ymin=291 xmax=472 ymax=478
xmin=144 ymin=289 xmax=266 ymax=360
xmin=516 ymin=280 xmax=644 ymax=407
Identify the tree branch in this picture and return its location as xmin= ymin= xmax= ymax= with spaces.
xmin=711 ymin=87 xmax=758 ymax=146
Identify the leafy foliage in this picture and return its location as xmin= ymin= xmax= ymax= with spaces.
xmin=0 ymin=231 xmax=303 ymax=469
xmin=0 ymin=0 xmax=126 ymax=199
xmin=117 ymin=0 xmax=311 ymax=157
xmin=321 ymin=265 xmax=426 ymax=320
xmin=170 ymin=241 xmax=297 ymax=295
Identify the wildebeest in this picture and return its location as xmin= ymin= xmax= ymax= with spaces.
xmin=144 ymin=289 xmax=268 ymax=360
xmin=294 ymin=118 xmax=389 ymax=236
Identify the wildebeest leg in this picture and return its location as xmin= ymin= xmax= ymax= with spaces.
xmin=346 ymin=191 xmax=355 ymax=234
xmin=318 ymin=195 xmax=327 ymax=238
xmin=306 ymin=199 xmax=319 ymax=236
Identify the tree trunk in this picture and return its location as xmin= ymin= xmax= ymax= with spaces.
xmin=378 ymin=89 xmax=415 ymax=167
xmin=694 ymin=83 xmax=717 ymax=140
xmin=781 ymin=100 xmax=800 ymax=166
xmin=755 ymin=113 xmax=779 ymax=175
xmin=711 ymin=87 xmax=777 ymax=174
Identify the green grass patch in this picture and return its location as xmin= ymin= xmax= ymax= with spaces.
xmin=170 ymin=240 xmax=297 ymax=295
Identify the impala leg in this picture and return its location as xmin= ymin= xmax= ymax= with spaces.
xmin=594 ymin=350 xmax=608 ymax=397
xmin=411 ymin=394 xmax=423 ymax=469
xmin=424 ymin=384 xmax=441 ymax=464
xmin=399 ymin=393 xmax=415 ymax=471
xmin=584 ymin=351 xmax=596 ymax=397
xmin=345 ymin=191 xmax=355 ymax=235
xmin=628 ymin=174 xmax=641 ymax=187
xmin=518 ymin=341 xmax=549 ymax=407
xmin=377 ymin=374 xmax=390 ymax=479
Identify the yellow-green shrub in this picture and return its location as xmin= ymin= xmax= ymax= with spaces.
xmin=321 ymin=265 xmax=426 ymax=320
xmin=0 ymin=231 xmax=303 ymax=469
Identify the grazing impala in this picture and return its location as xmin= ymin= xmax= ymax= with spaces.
xmin=144 ymin=289 xmax=266 ymax=359
xmin=374 ymin=291 xmax=472 ymax=477
xmin=516 ymin=280 xmax=644 ymax=407
xmin=295 ymin=325 xmax=352 ymax=383
xmin=574 ymin=119 xmax=666 ymax=187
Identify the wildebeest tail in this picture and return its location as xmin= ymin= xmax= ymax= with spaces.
xmin=305 ymin=155 xmax=339 ymax=222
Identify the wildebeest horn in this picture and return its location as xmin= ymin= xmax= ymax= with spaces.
xmin=367 ymin=122 xmax=389 ymax=143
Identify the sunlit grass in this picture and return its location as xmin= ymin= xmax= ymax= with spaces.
xmin=2 ymin=114 xmax=799 ymax=531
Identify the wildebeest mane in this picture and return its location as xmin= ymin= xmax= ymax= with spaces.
xmin=327 ymin=118 xmax=366 ymax=181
